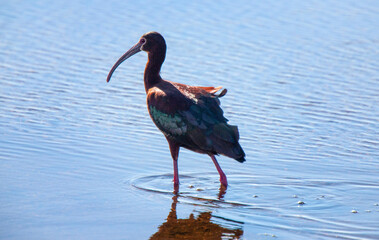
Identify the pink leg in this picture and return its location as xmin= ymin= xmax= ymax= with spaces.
xmin=173 ymin=158 xmax=179 ymax=188
xmin=167 ymin=139 xmax=180 ymax=193
xmin=210 ymin=155 xmax=228 ymax=187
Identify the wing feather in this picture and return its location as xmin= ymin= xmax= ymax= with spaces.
xmin=147 ymin=81 xmax=244 ymax=160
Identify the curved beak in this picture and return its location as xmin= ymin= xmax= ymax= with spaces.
xmin=106 ymin=41 xmax=143 ymax=82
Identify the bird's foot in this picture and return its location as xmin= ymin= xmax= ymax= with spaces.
xmin=219 ymin=175 xmax=228 ymax=188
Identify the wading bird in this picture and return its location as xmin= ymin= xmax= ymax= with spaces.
xmin=107 ymin=32 xmax=245 ymax=191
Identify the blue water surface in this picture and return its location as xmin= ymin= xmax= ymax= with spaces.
xmin=1 ymin=1 xmax=378 ymax=239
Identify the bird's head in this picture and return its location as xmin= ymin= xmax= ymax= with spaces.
xmin=140 ymin=31 xmax=166 ymax=53
xmin=106 ymin=31 xmax=166 ymax=82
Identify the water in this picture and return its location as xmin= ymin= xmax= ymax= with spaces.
xmin=1 ymin=0 xmax=378 ymax=239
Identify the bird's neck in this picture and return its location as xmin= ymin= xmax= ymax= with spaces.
xmin=144 ymin=51 xmax=165 ymax=92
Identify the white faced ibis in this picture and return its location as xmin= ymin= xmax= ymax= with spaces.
xmin=107 ymin=32 xmax=245 ymax=191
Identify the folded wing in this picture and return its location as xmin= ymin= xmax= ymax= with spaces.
xmin=147 ymin=82 xmax=245 ymax=162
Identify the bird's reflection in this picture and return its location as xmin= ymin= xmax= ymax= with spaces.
xmin=150 ymin=186 xmax=243 ymax=239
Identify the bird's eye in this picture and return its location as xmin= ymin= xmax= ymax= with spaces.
xmin=140 ymin=38 xmax=146 ymax=44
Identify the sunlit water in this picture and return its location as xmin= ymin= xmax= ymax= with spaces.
xmin=1 ymin=1 xmax=378 ymax=239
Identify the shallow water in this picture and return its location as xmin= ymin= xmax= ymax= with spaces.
xmin=1 ymin=0 xmax=378 ymax=239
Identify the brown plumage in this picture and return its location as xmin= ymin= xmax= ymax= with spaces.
xmin=107 ymin=32 xmax=245 ymax=191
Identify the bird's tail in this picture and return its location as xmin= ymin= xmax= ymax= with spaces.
xmin=211 ymin=123 xmax=246 ymax=162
